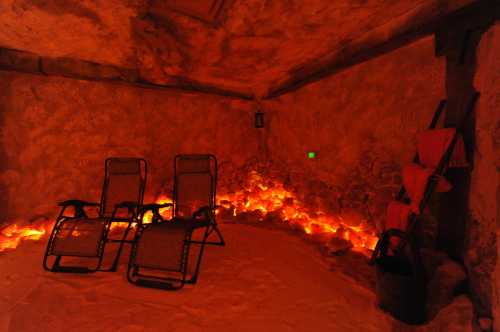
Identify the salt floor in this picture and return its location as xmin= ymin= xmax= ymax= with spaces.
xmin=0 ymin=223 xmax=472 ymax=331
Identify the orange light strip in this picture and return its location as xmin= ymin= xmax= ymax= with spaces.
xmin=0 ymin=222 xmax=52 ymax=252
xmin=0 ymin=173 xmax=377 ymax=254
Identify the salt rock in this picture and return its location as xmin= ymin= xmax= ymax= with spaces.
xmin=420 ymin=248 xmax=449 ymax=276
xmin=262 ymin=210 xmax=283 ymax=224
xmin=422 ymin=295 xmax=474 ymax=332
xmin=426 ymin=257 xmax=468 ymax=319
xmin=339 ymin=208 xmax=365 ymax=228
xmin=478 ymin=317 xmax=493 ymax=332
xmin=325 ymin=237 xmax=353 ymax=256
xmin=238 ymin=210 xmax=263 ymax=223
xmin=308 ymin=231 xmax=333 ymax=244
xmin=216 ymin=207 xmax=234 ymax=222
xmin=289 ymin=219 xmax=307 ymax=231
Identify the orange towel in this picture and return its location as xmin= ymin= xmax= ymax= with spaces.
xmin=417 ymin=128 xmax=468 ymax=169
xmin=402 ymin=163 xmax=452 ymax=213
xmin=385 ymin=201 xmax=412 ymax=231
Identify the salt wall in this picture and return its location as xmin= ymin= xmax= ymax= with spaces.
xmin=472 ymin=22 xmax=500 ymax=330
xmin=263 ymin=36 xmax=445 ymax=228
xmin=0 ymin=74 xmax=257 ymax=224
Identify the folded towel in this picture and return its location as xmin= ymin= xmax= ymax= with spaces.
xmin=417 ymin=128 xmax=468 ymax=169
xmin=402 ymin=163 xmax=452 ymax=213
xmin=385 ymin=201 xmax=412 ymax=231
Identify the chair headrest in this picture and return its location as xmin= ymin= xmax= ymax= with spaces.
xmin=108 ymin=158 xmax=141 ymax=175
xmin=177 ymin=156 xmax=211 ymax=173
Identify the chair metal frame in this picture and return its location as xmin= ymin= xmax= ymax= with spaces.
xmin=43 ymin=157 xmax=147 ymax=273
xmin=127 ymin=154 xmax=221 ymax=290
xmin=127 ymin=206 xmax=210 ymax=290
xmin=172 ymin=154 xmax=224 ymax=246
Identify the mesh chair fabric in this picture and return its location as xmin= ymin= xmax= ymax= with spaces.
xmin=176 ymin=157 xmax=211 ymax=173
xmin=135 ymin=223 xmax=189 ymax=270
xmin=108 ymin=159 xmax=141 ymax=174
xmin=51 ymin=218 xmax=107 ymax=257
xmin=103 ymin=174 xmax=141 ymax=216
xmin=176 ymin=173 xmax=212 ymax=217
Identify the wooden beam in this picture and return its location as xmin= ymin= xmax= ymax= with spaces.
xmin=264 ymin=0 xmax=485 ymax=99
xmin=0 ymin=48 xmax=254 ymax=100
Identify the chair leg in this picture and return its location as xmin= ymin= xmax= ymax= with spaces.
xmin=99 ymin=222 xmax=135 ymax=272
xmin=127 ymin=224 xmax=192 ymax=291
xmin=110 ymin=222 xmax=134 ymax=271
xmin=42 ymin=227 xmax=57 ymax=271
xmin=187 ymin=228 xmax=210 ymax=284
xmin=204 ymin=222 xmax=225 ymax=246
xmin=42 ymin=221 xmax=98 ymax=273
xmin=127 ymin=247 xmax=186 ymax=291
xmin=45 ymin=255 xmax=98 ymax=273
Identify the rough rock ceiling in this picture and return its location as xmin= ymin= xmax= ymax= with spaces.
xmin=0 ymin=0 xmax=477 ymax=97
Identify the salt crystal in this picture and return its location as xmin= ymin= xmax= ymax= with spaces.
xmin=326 ymin=237 xmax=353 ymax=255
xmin=478 ymin=317 xmax=492 ymax=331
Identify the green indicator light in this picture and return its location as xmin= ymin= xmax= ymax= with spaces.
xmin=307 ymin=152 xmax=316 ymax=159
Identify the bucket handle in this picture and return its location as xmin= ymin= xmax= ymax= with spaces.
xmin=377 ymin=228 xmax=424 ymax=280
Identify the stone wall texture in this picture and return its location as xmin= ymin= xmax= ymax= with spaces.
xmin=471 ymin=22 xmax=500 ymax=331
xmin=0 ymin=72 xmax=256 ymax=224
xmin=0 ymin=35 xmax=447 ymax=241
xmin=0 ymin=0 xmax=475 ymax=95
xmin=263 ymin=36 xmax=445 ymax=230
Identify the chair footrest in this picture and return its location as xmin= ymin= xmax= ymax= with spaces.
xmin=136 ymin=278 xmax=179 ymax=290
xmin=53 ymin=266 xmax=93 ymax=273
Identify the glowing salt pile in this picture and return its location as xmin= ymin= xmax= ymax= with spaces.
xmin=216 ymin=171 xmax=378 ymax=253
xmin=0 ymin=222 xmax=52 ymax=252
xmin=0 ymin=198 xmax=174 ymax=252
xmin=0 ymin=171 xmax=378 ymax=254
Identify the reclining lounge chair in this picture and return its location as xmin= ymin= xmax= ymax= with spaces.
xmin=127 ymin=154 xmax=223 ymax=290
xmin=43 ymin=157 xmax=147 ymax=273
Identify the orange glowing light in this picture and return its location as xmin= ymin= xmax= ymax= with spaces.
xmin=0 ymin=171 xmax=377 ymax=255
xmin=0 ymin=222 xmax=52 ymax=252
xmin=142 ymin=195 xmax=173 ymax=223
xmin=216 ymin=170 xmax=378 ymax=253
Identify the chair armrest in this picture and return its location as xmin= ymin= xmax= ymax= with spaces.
xmin=57 ymin=199 xmax=100 ymax=219
xmin=113 ymin=201 xmax=148 ymax=219
xmin=58 ymin=199 xmax=100 ymax=207
xmin=141 ymin=203 xmax=173 ymax=211
xmin=192 ymin=205 xmax=219 ymax=219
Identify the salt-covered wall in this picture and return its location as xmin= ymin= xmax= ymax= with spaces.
xmin=0 ymin=72 xmax=256 ymax=224
xmin=263 ymin=36 xmax=445 ymax=228
xmin=470 ymin=22 xmax=500 ymax=332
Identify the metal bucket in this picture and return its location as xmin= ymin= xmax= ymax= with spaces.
xmin=374 ymin=229 xmax=427 ymax=325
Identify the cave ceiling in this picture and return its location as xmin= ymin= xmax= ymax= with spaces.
xmin=0 ymin=0 xmax=477 ymax=97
